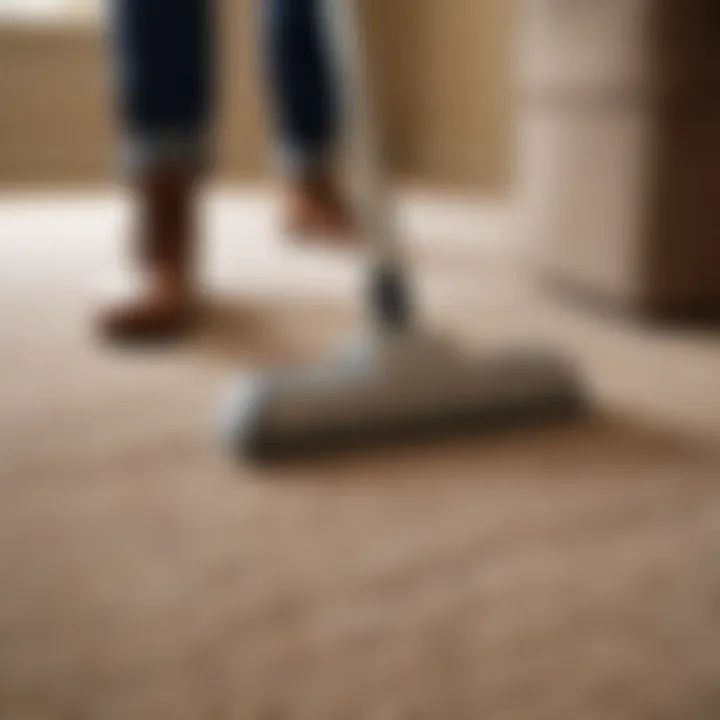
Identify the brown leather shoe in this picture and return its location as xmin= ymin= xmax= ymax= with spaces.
xmin=97 ymin=167 xmax=198 ymax=343
xmin=283 ymin=171 xmax=355 ymax=245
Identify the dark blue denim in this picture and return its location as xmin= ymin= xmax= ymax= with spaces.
xmin=109 ymin=0 xmax=338 ymax=175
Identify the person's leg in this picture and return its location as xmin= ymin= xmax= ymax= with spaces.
xmin=99 ymin=0 xmax=215 ymax=340
xmin=99 ymin=0 xmax=349 ymax=341
xmin=262 ymin=0 xmax=353 ymax=240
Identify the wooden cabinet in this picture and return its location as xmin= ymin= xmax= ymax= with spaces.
xmin=521 ymin=0 xmax=720 ymax=319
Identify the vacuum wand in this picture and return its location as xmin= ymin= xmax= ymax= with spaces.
xmin=321 ymin=0 xmax=413 ymax=332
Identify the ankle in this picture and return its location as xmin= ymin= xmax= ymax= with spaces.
xmin=134 ymin=167 xmax=198 ymax=277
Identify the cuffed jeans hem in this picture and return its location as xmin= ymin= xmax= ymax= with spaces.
xmin=121 ymin=132 xmax=211 ymax=178
xmin=276 ymin=140 xmax=335 ymax=180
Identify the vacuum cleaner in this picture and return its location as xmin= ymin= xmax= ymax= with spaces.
xmin=219 ymin=0 xmax=585 ymax=460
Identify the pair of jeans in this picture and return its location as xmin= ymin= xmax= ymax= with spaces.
xmin=109 ymin=0 xmax=338 ymax=177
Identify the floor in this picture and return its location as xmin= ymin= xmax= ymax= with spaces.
xmin=1 ymin=188 xmax=719 ymax=719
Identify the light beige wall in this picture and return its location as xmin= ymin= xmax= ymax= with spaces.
xmin=0 ymin=0 xmax=515 ymax=192
xmin=0 ymin=24 xmax=114 ymax=185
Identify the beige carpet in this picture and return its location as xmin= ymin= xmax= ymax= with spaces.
xmin=1 ymin=189 xmax=720 ymax=720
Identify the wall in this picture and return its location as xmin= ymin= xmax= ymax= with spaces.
xmin=0 ymin=0 xmax=515 ymax=192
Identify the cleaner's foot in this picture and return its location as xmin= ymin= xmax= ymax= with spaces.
xmin=98 ymin=266 xmax=194 ymax=343
xmin=97 ymin=168 xmax=198 ymax=344
xmin=283 ymin=171 xmax=355 ymax=246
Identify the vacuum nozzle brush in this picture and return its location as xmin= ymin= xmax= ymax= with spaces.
xmin=219 ymin=332 xmax=585 ymax=460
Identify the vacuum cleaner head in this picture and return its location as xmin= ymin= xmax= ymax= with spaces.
xmin=219 ymin=331 xmax=586 ymax=461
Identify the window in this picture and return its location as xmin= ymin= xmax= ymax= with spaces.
xmin=0 ymin=0 xmax=97 ymax=21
